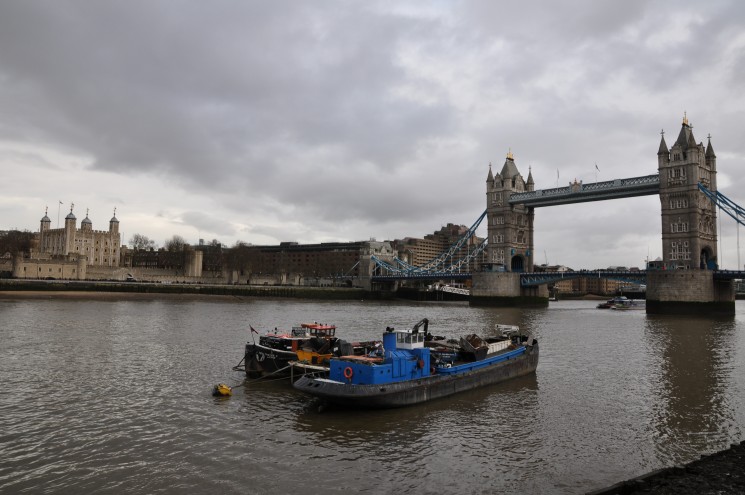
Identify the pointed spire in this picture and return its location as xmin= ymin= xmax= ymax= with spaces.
xmin=527 ymin=165 xmax=534 ymax=185
xmin=658 ymin=129 xmax=668 ymax=155
xmin=687 ymin=124 xmax=697 ymax=148
xmin=706 ymin=133 xmax=716 ymax=159
xmin=487 ymin=162 xmax=494 ymax=182
xmin=682 ymin=111 xmax=688 ymax=126
xmin=500 ymin=149 xmax=520 ymax=178
xmin=674 ymin=115 xmax=695 ymax=149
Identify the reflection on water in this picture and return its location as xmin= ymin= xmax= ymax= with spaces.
xmin=644 ymin=315 xmax=740 ymax=464
xmin=0 ymin=297 xmax=744 ymax=494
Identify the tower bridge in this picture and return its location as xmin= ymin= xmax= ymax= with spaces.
xmin=368 ymin=114 xmax=738 ymax=314
xmin=471 ymin=114 xmax=735 ymax=313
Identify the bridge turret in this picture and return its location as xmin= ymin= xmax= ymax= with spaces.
xmin=485 ymin=150 xmax=533 ymax=273
xmin=657 ymin=130 xmax=669 ymax=169
xmin=658 ymin=114 xmax=717 ymax=270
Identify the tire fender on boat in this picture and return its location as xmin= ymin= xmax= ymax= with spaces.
xmin=256 ymin=352 xmax=265 ymax=362
xmin=343 ymin=366 xmax=354 ymax=380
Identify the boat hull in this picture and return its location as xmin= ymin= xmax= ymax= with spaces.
xmin=293 ymin=344 xmax=539 ymax=408
xmin=245 ymin=343 xmax=297 ymax=378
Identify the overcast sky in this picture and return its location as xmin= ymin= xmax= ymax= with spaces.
xmin=2 ymin=1 xmax=745 ymax=269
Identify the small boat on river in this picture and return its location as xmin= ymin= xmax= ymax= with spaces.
xmin=597 ymin=296 xmax=644 ymax=309
xmin=292 ymin=318 xmax=538 ymax=408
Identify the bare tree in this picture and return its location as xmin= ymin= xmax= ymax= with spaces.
xmin=129 ymin=233 xmax=156 ymax=251
xmin=164 ymin=235 xmax=186 ymax=252
xmin=0 ymin=230 xmax=34 ymax=256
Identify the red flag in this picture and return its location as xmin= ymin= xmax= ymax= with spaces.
xmin=250 ymin=326 xmax=259 ymax=335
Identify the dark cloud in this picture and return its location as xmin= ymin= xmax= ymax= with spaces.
xmin=2 ymin=1 xmax=745 ymax=268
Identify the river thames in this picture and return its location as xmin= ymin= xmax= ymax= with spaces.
xmin=1 ymin=295 xmax=744 ymax=494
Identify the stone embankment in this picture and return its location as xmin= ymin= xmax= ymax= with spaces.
xmin=589 ymin=440 xmax=745 ymax=494
xmin=0 ymin=279 xmax=388 ymax=300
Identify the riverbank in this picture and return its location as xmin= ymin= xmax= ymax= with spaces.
xmin=0 ymin=290 xmax=246 ymax=301
xmin=589 ymin=440 xmax=745 ymax=494
xmin=0 ymin=279 xmax=388 ymax=300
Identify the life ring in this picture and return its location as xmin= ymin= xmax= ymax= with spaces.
xmin=343 ymin=366 xmax=354 ymax=380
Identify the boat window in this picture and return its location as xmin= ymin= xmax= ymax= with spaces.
xmin=397 ymin=333 xmax=425 ymax=344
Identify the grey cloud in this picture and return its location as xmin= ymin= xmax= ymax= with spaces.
xmin=3 ymin=1 xmax=745 ymax=268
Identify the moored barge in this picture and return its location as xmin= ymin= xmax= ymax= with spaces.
xmin=293 ymin=318 xmax=538 ymax=408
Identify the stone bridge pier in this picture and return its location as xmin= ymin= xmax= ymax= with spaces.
xmin=470 ymin=272 xmax=548 ymax=307
xmin=646 ymin=271 xmax=734 ymax=315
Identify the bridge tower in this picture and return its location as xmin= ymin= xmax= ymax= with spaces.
xmin=484 ymin=151 xmax=535 ymax=272
xmin=657 ymin=114 xmax=718 ymax=270
xmin=472 ymin=152 xmax=546 ymax=306
xmin=649 ymin=114 xmax=734 ymax=314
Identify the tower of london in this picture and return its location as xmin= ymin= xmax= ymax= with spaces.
xmin=38 ymin=205 xmax=121 ymax=267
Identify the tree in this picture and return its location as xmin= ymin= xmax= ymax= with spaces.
xmin=129 ymin=233 xmax=156 ymax=251
xmin=0 ymin=230 xmax=34 ymax=256
xmin=164 ymin=235 xmax=186 ymax=252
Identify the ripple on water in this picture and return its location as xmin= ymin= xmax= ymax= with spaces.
xmin=1 ymin=298 xmax=745 ymax=494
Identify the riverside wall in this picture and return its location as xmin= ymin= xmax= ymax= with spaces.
xmin=0 ymin=279 xmax=392 ymax=300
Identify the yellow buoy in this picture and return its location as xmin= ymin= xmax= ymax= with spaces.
xmin=212 ymin=383 xmax=233 ymax=397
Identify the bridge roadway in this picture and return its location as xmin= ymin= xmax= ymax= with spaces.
xmin=371 ymin=269 xmax=745 ymax=286
xmin=509 ymin=174 xmax=660 ymax=207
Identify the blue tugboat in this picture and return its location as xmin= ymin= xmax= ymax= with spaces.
xmin=293 ymin=319 xmax=538 ymax=408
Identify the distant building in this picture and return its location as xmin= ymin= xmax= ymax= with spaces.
xmin=230 ymin=240 xmax=394 ymax=286
xmin=38 ymin=205 xmax=121 ymax=267
xmin=393 ymin=223 xmax=485 ymax=272
xmin=122 ymin=246 xmax=203 ymax=277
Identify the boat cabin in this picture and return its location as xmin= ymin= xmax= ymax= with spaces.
xmin=291 ymin=323 xmax=336 ymax=338
xmin=392 ymin=328 xmax=426 ymax=350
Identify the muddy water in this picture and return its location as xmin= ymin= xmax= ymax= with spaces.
xmin=1 ymin=297 xmax=743 ymax=494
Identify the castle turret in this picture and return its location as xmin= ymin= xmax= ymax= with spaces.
xmin=63 ymin=204 xmax=76 ymax=255
xmin=39 ymin=207 xmax=51 ymax=252
xmin=109 ymin=208 xmax=119 ymax=234
xmin=81 ymin=209 xmax=93 ymax=232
